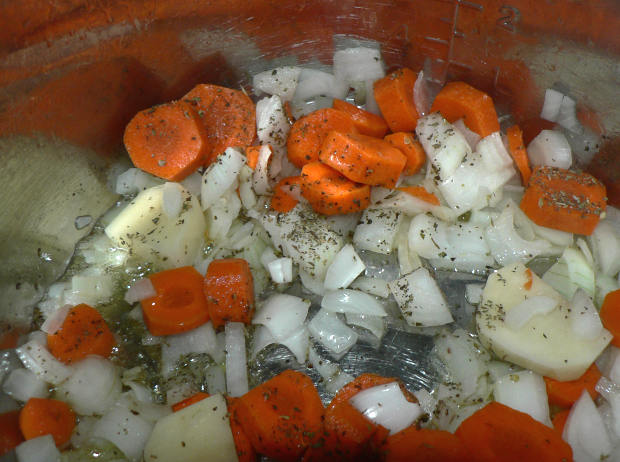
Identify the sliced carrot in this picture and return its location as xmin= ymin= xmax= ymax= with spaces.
xmin=286 ymin=108 xmax=356 ymax=168
xmin=183 ymin=84 xmax=256 ymax=166
xmin=383 ymin=427 xmax=470 ymax=462
xmin=551 ymin=409 xmax=570 ymax=436
xmin=398 ymin=185 xmax=440 ymax=206
xmin=328 ymin=373 xmax=417 ymax=408
xmin=373 ymin=68 xmax=420 ymax=132
xmin=384 ymin=132 xmax=426 ymax=176
xmin=271 ymin=176 xmax=302 ymax=213
xmin=430 ymin=81 xmax=500 ymax=137
xmin=524 ymin=268 xmax=534 ymax=290
xmin=519 ymin=166 xmax=607 ymax=235
xmin=203 ymin=258 xmax=255 ymax=329
xmin=319 ymin=131 xmax=407 ymax=188
xmin=544 ymin=363 xmax=602 ymax=408
xmin=245 ymin=145 xmax=262 ymax=170
xmin=600 ymin=289 xmax=620 ymax=348
xmin=0 ymin=410 xmax=24 ymax=456
xmin=171 ymin=392 xmax=210 ymax=412
xmin=47 ymin=304 xmax=115 ymax=364
xmin=19 ymin=398 xmax=76 ymax=447
xmin=123 ymin=100 xmax=209 ymax=181
xmin=227 ymin=397 xmax=258 ymax=462
xmin=323 ymin=400 xmax=381 ymax=461
xmin=300 ymin=162 xmax=370 ymax=216
xmin=235 ymin=370 xmax=324 ymax=462
xmin=332 ymin=99 xmax=389 ymax=138
xmin=506 ymin=125 xmax=532 ymax=185
xmin=454 ymin=401 xmax=573 ymax=462
xmin=141 ymin=266 xmax=210 ymax=336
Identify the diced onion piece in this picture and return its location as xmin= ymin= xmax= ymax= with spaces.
xmin=413 ymin=388 xmax=437 ymax=417
xmin=206 ymin=190 xmax=241 ymax=241
xmin=308 ymin=346 xmax=340 ymax=381
xmin=349 ymin=382 xmax=423 ymax=435
xmin=350 ymin=277 xmax=390 ymax=298
xmin=374 ymin=190 xmax=438 ymax=216
xmin=345 ymin=313 xmax=386 ymax=340
xmin=238 ymin=165 xmax=257 ymax=210
xmin=260 ymin=247 xmax=278 ymax=270
xmin=66 ymin=273 xmax=115 ymax=307
xmin=162 ymin=182 xmax=184 ymax=219
xmin=325 ymin=213 xmax=362 ymax=238
xmin=364 ymin=79 xmax=382 ymax=115
xmin=563 ymin=391 xmax=612 ymax=462
xmin=562 ymin=247 xmax=596 ymax=298
xmin=2 ymin=368 xmax=49 ymax=402
xmin=494 ymin=370 xmax=551 ymax=426
xmin=205 ymin=364 xmax=226 ymax=395
xmin=530 ymin=220 xmax=573 ymax=247
xmin=289 ymin=95 xmax=333 ymax=119
xmin=589 ymin=220 xmax=620 ymax=277
xmin=527 ymin=130 xmax=572 ymax=169
xmin=540 ymin=88 xmax=564 ymax=122
xmin=267 ymin=257 xmax=293 ymax=284
xmin=16 ymin=435 xmax=60 ymax=462
xmin=16 ymin=340 xmax=73 ymax=386
xmin=251 ymin=325 xmax=276 ymax=359
xmin=124 ymin=278 xmax=156 ymax=304
xmin=413 ymin=70 xmax=431 ymax=117
xmin=253 ymin=66 xmax=301 ymax=101
xmin=252 ymin=145 xmax=273 ymax=195
xmin=353 ymin=208 xmax=402 ymax=255
xmin=225 ymin=322 xmax=248 ymax=398
xmin=321 ymin=289 xmax=386 ymax=317
xmin=201 ymin=147 xmax=245 ymax=210
xmin=299 ymin=268 xmax=325 ymax=296
xmin=389 ymin=268 xmax=453 ymax=327
xmin=570 ymin=289 xmax=604 ymax=340
xmin=465 ymin=284 xmax=484 ymax=305
xmin=92 ymin=407 xmax=154 ymax=462
xmin=161 ymin=322 xmax=220 ymax=376
xmin=115 ymin=168 xmax=161 ymax=195
xmin=595 ymin=376 xmax=620 ymax=439
xmin=256 ymin=95 xmax=290 ymax=154
xmin=40 ymin=305 xmax=70 ymax=335
xmin=556 ymin=94 xmax=580 ymax=133
xmin=308 ymin=309 xmax=358 ymax=355
xmin=333 ymin=47 xmax=385 ymax=83
xmin=453 ymin=118 xmax=481 ymax=150
xmin=324 ymin=244 xmax=366 ymax=291
xmin=504 ymin=296 xmax=558 ymax=330
xmin=294 ymin=68 xmax=348 ymax=100
xmin=281 ymin=327 xmax=310 ymax=364
xmin=180 ymin=171 xmax=202 ymax=198
xmin=252 ymin=294 xmax=310 ymax=340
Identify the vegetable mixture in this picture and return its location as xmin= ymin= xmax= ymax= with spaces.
xmin=2 ymin=44 xmax=620 ymax=462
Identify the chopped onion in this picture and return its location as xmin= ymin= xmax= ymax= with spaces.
xmin=413 ymin=70 xmax=431 ymax=117
xmin=364 ymin=79 xmax=381 ymax=115
xmin=253 ymin=66 xmax=301 ymax=101
xmin=527 ymin=129 xmax=572 ymax=169
xmin=252 ymin=144 xmax=273 ymax=195
xmin=308 ymin=308 xmax=358 ymax=356
xmin=267 ymin=257 xmax=293 ymax=284
xmin=324 ymin=244 xmax=366 ymax=291
xmin=530 ymin=220 xmax=573 ymax=247
xmin=2 ymin=368 xmax=49 ymax=402
xmin=353 ymin=208 xmax=402 ymax=254
xmin=252 ymin=294 xmax=310 ymax=340
xmin=225 ymin=322 xmax=249 ymax=398
xmin=350 ymin=276 xmax=390 ymax=298
xmin=201 ymin=147 xmax=245 ymax=210
xmin=308 ymin=346 xmax=340 ymax=381
xmin=289 ymin=95 xmax=333 ymax=119
xmin=299 ymin=268 xmax=325 ymax=296
xmin=260 ymin=247 xmax=278 ymax=270
xmin=563 ymin=391 xmax=612 ymax=462
xmin=161 ymin=322 xmax=221 ymax=376
xmin=596 ymin=376 xmax=620 ymax=439
xmin=494 ymin=370 xmax=551 ymax=426
xmin=238 ymin=165 xmax=257 ymax=210
xmin=396 ymin=220 xmax=422 ymax=276
xmin=91 ymin=407 xmax=154 ymax=462
xmin=556 ymin=94 xmax=580 ymax=133
xmin=325 ymin=212 xmax=362 ymax=238
xmin=162 ymin=182 xmax=184 ymax=219
xmin=16 ymin=340 xmax=73 ymax=385
xmin=453 ymin=118 xmax=481 ymax=150
xmin=413 ymin=388 xmax=437 ymax=417
xmin=256 ymin=95 xmax=290 ymax=153
xmin=321 ymin=289 xmax=386 ymax=317
xmin=180 ymin=171 xmax=203 ymax=198
xmin=66 ymin=273 xmax=115 ymax=307
xmin=570 ymin=289 xmax=604 ymax=340
xmin=115 ymin=168 xmax=161 ymax=195
xmin=345 ymin=313 xmax=386 ymax=340
xmin=205 ymin=364 xmax=226 ymax=394
xmin=374 ymin=190 xmax=439 ymax=216
xmin=294 ymin=68 xmax=348 ymax=100
xmin=124 ymin=278 xmax=156 ymax=304
xmin=40 ymin=304 xmax=70 ymax=335
xmin=16 ymin=434 xmax=60 ymax=462
xmin=504 ymin=296 xmax=558 ymax=330
xmin=274 ymin=326 xmax=310 ymax=364
xmin=206 ymin=190 xmax=241 ymax=241
xmin=333 ymin=47 xmax=385 ymax=83
xmin=350 ymin=382 xmax=423 ymax=435
xmin=589 ymin=220 xmax=620 ymax=277
xmin=562 ymin=247 xmax=596 ymax=298
xmin=370 ymin=186 xmax=393 ymax=204
xmin=540 ymin=88 xmax=564 ymax=122
xmin=465 ymin=284 xmax=484 ymax=305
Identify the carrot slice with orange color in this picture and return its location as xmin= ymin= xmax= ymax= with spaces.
xmin=203 ymin=258 xmax=255 ymax=329
xmin=383 ymin=427 xmax=470 ymax=462
xmin=544 ymin=363 xmax=602 ymax=408
xmin=398 ymin=185 xmax=440 ymax=206
xmin=123 ymin=100 xmax=210 ymax=181
xmin=0 ymin=411 xmax=23 ymax=456
xmin=333 ymin=99 xmax=389 ymax=138
xmin=286 ymin=108 xmax=357 ymax=168
xmin=271 ymin=176 xmax=302 ymax=213
xmin=47 ymin=304 xmax=115 ymax=364
xmin=384 ymin=132 xmax=426 ymax=176
xmin=319 ymin=131 xmax=407 ymax=188
xmin=141 ymin=266 xmax=210 ymax=336
xmin=373 ymin=68 xmax=420 ymax=132
xmin=171 ymin=392 xmax=210 ymax=412
xmin=244 ymin=145 xmax=262 ymax=170
xmin=520 ymin=166 xmax=607 ymax=235
xmin=300 ymin=162 xmax=370 ymax=216
xmin=19 ymin=398 xmax=76 ymax=447
xmin=506 ymin=125 xmax=532 ymax=185
xmin=227 ymin=397 xmax=258 ymax=462
xmin=600 ymin=289 xmax=620 ymax=347
xmin=183 ymin=84 xmax=256 ymax=165
xmin=551 ymin=409 xmax=570 ymax=436
xmin=431 ymin=81 xmax=500 ymax=137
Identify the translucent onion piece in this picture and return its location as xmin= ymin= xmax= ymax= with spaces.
xmin=252 ymin=145 xmax=272 ymax=195
xmin=563 ymin=391 xmax=612 ymax=462
xmin=308 ymin=308 xmax=358 ymax=355
xmin=527 ymin=130 xmax=572 ymax=169
xmin=162 ymin=182 xmax=184 ymax=219
xmin=124 ymin=278 xmax=156 ymax=304
xmin=224 ymin=322 xmax=249 ymax=398
xmin=413 ymin=70 xmax=431 ymax=117
xmin=324 ymin=244 xmax=366 ymax=291
xmin=570 ymin=289 xmax=604 ymax=340
xmin=353 ymin=208 xmax=402 ymax=255
xmin=15 ymin=435 xmax=60 ymax=462
xmin=91 ymin=407 xmax=154 ymax=462
xmin=321 ymin=289 xmax=386 ymax=317
xmin=350 ymin=277 xmax=390 ymax=299
xmin=253 ymin=66 xmax=301 ymax=101
xmin=252 ymin=294 xmax=310 ymax=340
xmin=333 ymin=47 xmax=385 ymax=83
xmin=540 ymin=88 xmax=564 ymax=122
xmin=267 ymin=257 xmax=293 ymax=284
xmin=16 ymin=340 xmax=73 ymax=386
xmin=494 ymin=370 xmax=551 ymax=426
xmin=2 ymin=368 xmax=49 ymax=402
xmin=40 ymin=305 xmax=70 ymax=334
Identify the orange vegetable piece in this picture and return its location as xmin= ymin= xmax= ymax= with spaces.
xmin=286 ymin=108 xmax=357 ymax=168
xmin=455 ymin=402 xmax=573 ymax=462
xmin=203 ymin=258 xmax=255 ymax=329
xmin=271 ymin=176 xmax=302 ymax=213
xmin=319 ymin=131 xmax=407 ymax=188
xmin=332 ymin=99 xmax=389 ymax=138
xmin=383 ymin=427 xmax=471 ymax=462
xmin=227 ymin=397 xmax=258 ymax=462
xmin=235 ymin=370 xmax=324 ymax=462
xmin=524 ymin=268 xmax=534 ymax=290
xmin=300 ymin=162 xmax=370 ymax=216
xmin=0 ymin=411 xmax=24 ymax=456
xmin=19 ymin=398 xmax=76 ymax=447
xmin=551 ymin=409 xmax=570 ymax=437
xmin=384 ymin=132 xmax=426 ymax=176
xmin=47 ymin=304 xmax=115 ymax=364
xmin=544 ymin=363 xmax=602 ymax=408
xmin=141 ymin=266 xmax=210 ymax=336
xmin=183 ymin=84 xmax=256 ymax=165
xmin=398 ymin=185 xmax=440 ymax=206
xmin=506 ymin=125 xmax=532 ymax=185
xmin=520 ymin=166 xmax=607 ymax=235
xmin=431 ymin=81 xmax=500 ymax=137
xmin=123 ymin=100 xmax=210 ymax=181
xmin=373 ymin=68 xmax=420 ymax=132
xmin=171 ymin=392 xmax=210 ymax=413
xmin=244 ymin=145 xmax=262 ymax=170
xmin=600 ymin=289 xmax=620 ymax=347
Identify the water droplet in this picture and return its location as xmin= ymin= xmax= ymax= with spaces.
xmin=74 ymin=215 xmax=93 ymax=230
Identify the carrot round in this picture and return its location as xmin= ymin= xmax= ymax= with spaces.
xmin=183 ymin=84 xmax=256 ymax=166
xmin=47 ymin=303 xmax=115 ymax=364
xmin=0 ymin=410 xmax=24 ymax=456
xmin=171 ymin=392 xmax=210 ymax=413
xmin=19 ymin=398 xmax=76 ymax=447
xmin=123 ymin=100 xmax=210 ymax=181
xmin=300 ymin=162 xmax=370 ymax=216
xmin=551 ymin=409 xmax=570 ymax=437
xmin=506 ymin=125 xmax=532 ymax=185
xmin=141 ymin=266 xmax=210 ymax=336
xmin=384 ymin=132 xmax=426 ymax=176
xmin=454 ymin=401 xmax=573 ymax=462
xmin=203 ymin=258 xmax=255 ymax=329
xmin=286 ymin=108 xmax=357 ymax=168
xmin=520 ymin=166 xmax=607 ymax=235
xmin=332 ymin=99 xmax=389 ymax=138
xmin=431 ymin=81 xmax=500 ymax=137
xmin=383 ymin=427 xmax=470 ymax=462
xmin=227 ymin=397 xmax=258 ymax=462
xmin=600 ymin=289 xmax=620 ymax=347
xmin=319 ymin=131 xmax=407 ymax=188
xmin=245 ymin=145 xmax=271 ymax=170
xmin=271 ymin=176 xmax=302 ymax=213
xmin=373 ymin=68 xmax=420 ymax=132
xmin=544 ymin=363 xmax=602 ymax=408
xmin=398 ymin=185 xmax=440 ymax=206
xmin=235 ymin=370 xmax=324 ymax=462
